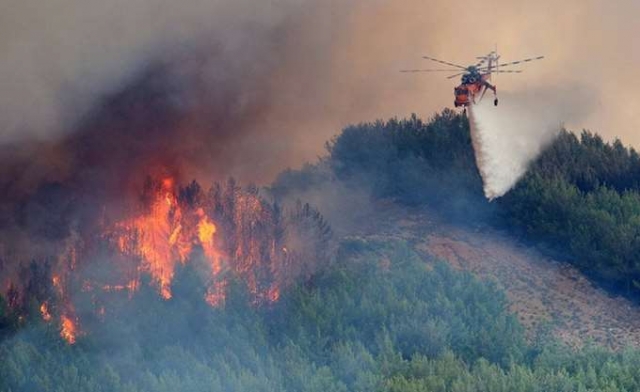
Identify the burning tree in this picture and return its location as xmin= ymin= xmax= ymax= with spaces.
xmin=1 ymin=176 xmax=333 ymax=344
xmin=105 ymin=176 xmax=333 ymax=303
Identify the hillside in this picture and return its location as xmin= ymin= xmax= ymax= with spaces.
xmin=5 ymin=111 xmax=640 ymax=391
xmin=344 ymin=199 xmax=640 ymax=350
xmin=290 ymin=110 xmax=640 ymax=298
xmin=274 ymin=110 xmax=640 ymax=350
xmin=6 ymin=196 xmax=640 ymax=391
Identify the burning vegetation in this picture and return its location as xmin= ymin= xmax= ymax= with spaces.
xmin=1 ymin=176 xmax=332 ymax=344
xmin=0 ymin=59 xmax=337 ymax=344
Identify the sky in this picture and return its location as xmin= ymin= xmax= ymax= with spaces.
xmin=338 ymin=0 xmax=639 ymax=141
xmin=0 ymin=0 xmax=638 ymax=181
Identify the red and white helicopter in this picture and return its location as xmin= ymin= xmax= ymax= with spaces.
xmin=402 ymin=51 xmax=544 ymax=113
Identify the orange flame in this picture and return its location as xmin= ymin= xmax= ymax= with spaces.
xmin=114 ymin=177 xmax=187 ymax=299
xmin=60 ymin=314 xmax=78 ymax=344
xmin=40 ymin=302 xmax=52 ymax=322
xmin=4 ymin=176 xmax=301 ymax=345
xmin=52 ymin=274 xmax=62 ymax=295
xmin=267 ymin=286 xmax=280 ymax=303
xmin=111 ymin=177 xmax=225 ymax=301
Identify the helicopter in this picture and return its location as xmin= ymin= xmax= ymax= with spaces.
xmin=401 ymin=51 xmax=544 ymax=113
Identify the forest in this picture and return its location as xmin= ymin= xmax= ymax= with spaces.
xmin=279 ymin=110 xmax=640 ymax=297
xmin=4 ymin=239 xmax=640 ymax=391
xmin=4 ymin=111 xmax=640 ymax=390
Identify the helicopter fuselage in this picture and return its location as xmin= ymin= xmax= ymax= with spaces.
xmin=453 ymin=72 xmax=494 ymax=108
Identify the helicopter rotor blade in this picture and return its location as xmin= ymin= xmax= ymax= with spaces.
xmin=475 ymin=51 xmax=495 ymax=67
xmin=482 ymin=70 xmax=523 ymax=75
xmin=480 ymin=56 xmax=544 ymax=70
xmin=446 ymin=72 xmax=465 ymax=79
xmin=422 ymin=56 xmax=467 ymax=70
xmin=475 ymin=59 xmax=487 ymax=68
xmin=400 ymin=69 xmax=463 ymax=73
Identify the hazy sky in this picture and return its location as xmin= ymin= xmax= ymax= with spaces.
xmin=1 ymin=0 xmax=638 ymax=180
xmin=339 ymin=0 xmax=639 ymax=141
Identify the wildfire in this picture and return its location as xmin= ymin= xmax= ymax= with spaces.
xmin=114 ymin=177 xmax=183 ymax=298
xmin=52 ymin=274 xmax=62 ymax=296
xmin=40 ymin=302 xmax=52 ymax=322
xmin=2 ymin=175 xmax=308 ymax=345
xmin=197 ymin=208 xmax=221 ymax=273
xmin=204 ymin=281 xmax=227 ymax=307
xmin=111 ymin=177 xmax=224 ymax=301
xmin=60 ymin=314 xmax=79 ymax=344
xmin=267 ymin=287 xmax=280 ymax=302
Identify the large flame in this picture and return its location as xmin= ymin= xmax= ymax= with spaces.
xmin=60 ymin=314 xmax=79 ymax=344
xmin=111 ymin=177 xmax=224 ymax=301
xmin=5 ymin=175 xmax=326 ymax=345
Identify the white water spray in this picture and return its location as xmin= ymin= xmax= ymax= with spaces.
xmin=468 ymin=92 xmax=563 ymax=200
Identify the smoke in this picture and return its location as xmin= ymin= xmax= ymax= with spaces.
xmin=469 ymin=86 xmax=595 ymax=199
xmin=1 ymin=2 xmax=639 ymax=388
xmin=0 ymin=0 xmax=359 ymax=189
xmin=2 ymin=0 xmax=640 ymax=189
xmin=0 ymin=0 xmax=306 ymax=142
xmin=0 ymin=0 xmax=635 ymax=288
xmin=0 ymin=0 xmax=355 ymax=306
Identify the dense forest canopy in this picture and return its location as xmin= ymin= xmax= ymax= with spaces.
xmin=277 ymin=110 xmax=640 ymax=297
xmin=5 ymin=239 xmax=640 ymax=391
xmin=5 ymin=111 xmax=640 ymax=391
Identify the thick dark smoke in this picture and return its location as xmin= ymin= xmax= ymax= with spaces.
xmin=3 ymin=0 xmax=640 ymax=190
xmin=1 ymin=0 xmax=639 ymax=287
xmin=0 ymin=0 xmax=344 ymax=268
xmin=1 ymin=2 xmax=639 ymax=389
xmin=0 ymin=0 xmax=360 ymax=302
xmin=0 ymin=0 xmax=350 ymax=189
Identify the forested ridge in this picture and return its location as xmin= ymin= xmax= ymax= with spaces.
xmin=287 ymin=110 xmax=640 ymax=298
xmin=4 ymin=111 xmax=640 ymax=391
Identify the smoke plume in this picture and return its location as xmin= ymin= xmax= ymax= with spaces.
xmin=0 ymin=0 xmax=360 ymax=188
xmin=0 ymin=0 xmax=634 ymax=280
xmin=2 ymin=0 xmax=640 ymax=188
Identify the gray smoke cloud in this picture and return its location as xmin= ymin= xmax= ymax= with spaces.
xmin=1 ymin=0 xmax=639 ymax=183
xmin=0 ymin=0 xmax=303 ymax=141
xmin=0 ymin=0 xmax=358 ymax=190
